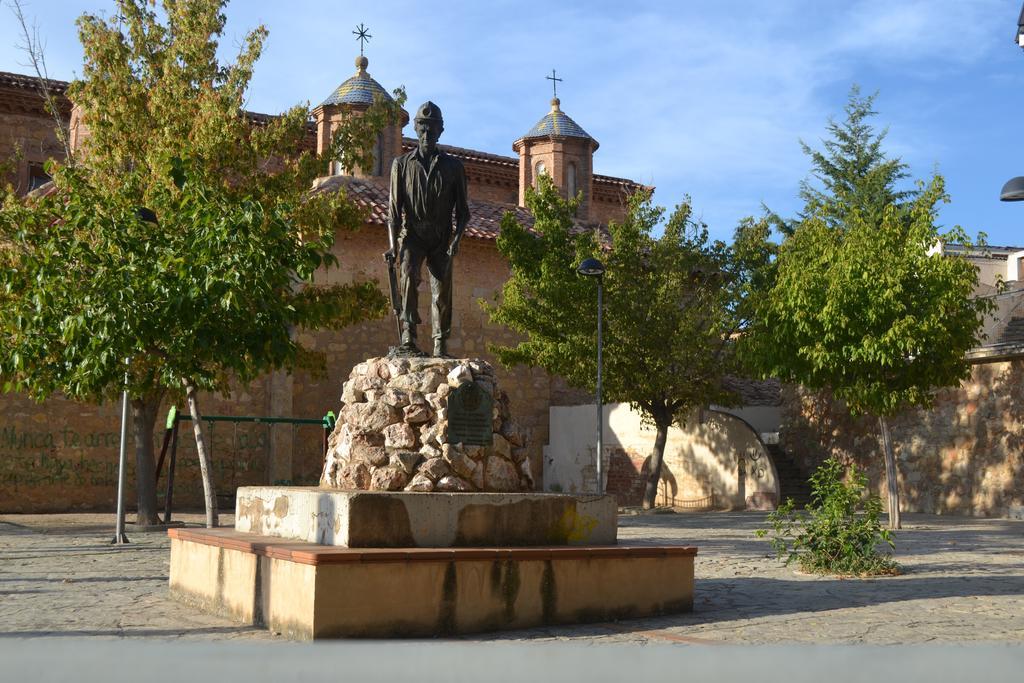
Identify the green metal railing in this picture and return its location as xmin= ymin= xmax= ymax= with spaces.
xmin=154 ymin=407 xmax=336 ymax=523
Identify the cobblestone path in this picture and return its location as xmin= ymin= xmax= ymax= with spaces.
xmin=2 ymin=512 xmax=1022 ymax=643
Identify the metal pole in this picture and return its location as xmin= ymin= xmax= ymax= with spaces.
xmin=596 ymin=276 xmax=604 ymax=495
xmin=111 ymin=365 xmax=130 ymax=544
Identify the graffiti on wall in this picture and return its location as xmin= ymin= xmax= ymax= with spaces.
xmin=0 ymin=426 xmax=122 ymax=490
xmin=0 ymin=422 xmax=274 ymax=496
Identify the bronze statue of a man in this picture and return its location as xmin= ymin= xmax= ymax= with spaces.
xmin=386 ymin=101 xmax=470 ymax=357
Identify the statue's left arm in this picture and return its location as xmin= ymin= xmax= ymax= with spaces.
xmin=448 ymin=162 xmax=470 ymax=258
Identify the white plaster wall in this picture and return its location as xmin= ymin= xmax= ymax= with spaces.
xmin=544 ymin=403 xmax=779 ymax=510
xmin=1008 ymin=251 xmax=1024 ymax=282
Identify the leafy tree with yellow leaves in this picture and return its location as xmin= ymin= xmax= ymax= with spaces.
xmin=0 ymin=0 xmax=401 ymax=526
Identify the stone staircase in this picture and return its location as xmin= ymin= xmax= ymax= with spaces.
xmin=767 ymin=443 xmax=812 ymax=509
xmin=997 ymin=316 xmax=1024 ymax=345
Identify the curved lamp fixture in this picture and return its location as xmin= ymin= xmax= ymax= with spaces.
xmin=1000 ymin=176 xmax=1024 ymax=202
xmin=576 ymin=257 xmax=606 ymax=277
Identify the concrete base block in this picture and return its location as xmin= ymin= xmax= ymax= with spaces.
xmin=234 ymin=487 xmax=618 ymax=547
xmin=168 ymin=528 xmax=696 ymax=639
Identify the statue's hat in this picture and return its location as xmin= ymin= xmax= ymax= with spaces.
xmin=414 ymin=101 xmax=443 ymax=124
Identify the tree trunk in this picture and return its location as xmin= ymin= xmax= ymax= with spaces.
xmin=878 ymin=415 xmax=901 ymax=530
xmin=131 ymin=393 xmax=163 ymax=525
xmin=641 ymin=412 xmax=671 ymax=510
xmin=184 ymin=380 xmax=218 ymax=528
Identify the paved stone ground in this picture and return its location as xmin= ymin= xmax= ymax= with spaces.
xmin=2 ymin=511 xmax=1023 ymax=643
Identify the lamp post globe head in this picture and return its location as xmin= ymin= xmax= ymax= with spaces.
xmin=1000 ymin=176 xmax=1024 ymax=202
xmin=577 ymin=257 xmax=606 ymax=278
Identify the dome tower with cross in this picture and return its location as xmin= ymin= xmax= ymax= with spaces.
xmin=312 ymin=24 xmax=408 ymax=180
xmin=512 ymin=69 xmax=599 ymax=219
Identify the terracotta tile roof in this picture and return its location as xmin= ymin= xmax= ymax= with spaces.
xmin=0 ymin=70 xmax=69 ymax=94
xmin=593 ymin=173 xmax=643 ymax=188
xmin=313 ymin=175 xmax=391 ymax=224
xmin=402 ymin=138 xmax=518 ymax=168
xmin=721 ymin=376 xmax=782 ymax=407
xmin=399 ymin=138 xmax=644 ymax=193
xmin=311 ymin=175 xmax=608 ymax=243
xmin=2 ymin=70 xmax=646 ymax=197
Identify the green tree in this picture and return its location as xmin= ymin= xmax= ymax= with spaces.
xmin=487 ymin=177 xmax=762 ymax=508
xmin=741 ymin=88 xmax=991 ymax=529
xmin=0 ymin=0 xmax=399 ymax=526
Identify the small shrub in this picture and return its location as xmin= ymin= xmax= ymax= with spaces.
xmin=756 ymin=457 xmax=899 ymax=576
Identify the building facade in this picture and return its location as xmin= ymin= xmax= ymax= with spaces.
xmin=0 ymin=61 xmax=645 ymax=513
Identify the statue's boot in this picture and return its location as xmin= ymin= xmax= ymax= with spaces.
xmin=397 ymin=327 xmax=426 ymax=358
xmin=433 ymin=338 xmax=451 ymax=359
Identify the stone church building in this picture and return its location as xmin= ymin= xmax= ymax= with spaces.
xmin=0 ymin=59 xmax=649 ymax=513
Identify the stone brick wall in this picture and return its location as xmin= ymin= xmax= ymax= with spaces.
xmin=515 ymin=137 xmax=595 ymax=219
xmin=780 ymin=359 xmax=1024 ymax=517
xmin=590 ymin=193 xmax=634 ymax=226
xmin=0 ymin=376 xmax=285 ymax=513
xmin=0 ymin=110 xmax=65 ymax=194
xmin=464 ymin=180 xmax=517 ymax=205
xmin=0 ymin=219 xmax=553 ymax=513
xmin=604 ymin=448 xmax=650 ymax=506
xmin=0 ymin=393 xmax=123 ymax=512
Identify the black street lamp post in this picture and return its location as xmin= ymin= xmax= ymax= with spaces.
xmin=112 ymin=207 xmax=159 ymax=545
xmin=577 ymin=257 xmax=606 ymax=494
xmin=1001 ymin=4 xmax=1024 ymax=201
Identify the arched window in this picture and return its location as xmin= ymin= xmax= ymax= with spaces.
xmin=535 ymin=160 xmax=547 ymax=187
xmin=567 ymin=162 xmax=577 ymax=199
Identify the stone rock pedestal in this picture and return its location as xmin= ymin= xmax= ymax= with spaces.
xmin=320 ymin=357 xmax=531 ymax=494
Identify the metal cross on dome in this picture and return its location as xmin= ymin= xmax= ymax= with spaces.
xmin=546 ymin=69 xmax=563 ymax=98
xmin=353 ymin=23 xmax=372 ymax=56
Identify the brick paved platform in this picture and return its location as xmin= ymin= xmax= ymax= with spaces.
xmin=168 ymin=527 xmax=695 ymax=638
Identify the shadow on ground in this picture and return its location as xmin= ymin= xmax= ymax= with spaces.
xmin=0 ymin=627 xmax=266 ymax=638
xmin=619 ymin=512 xmax=1024 ymax=559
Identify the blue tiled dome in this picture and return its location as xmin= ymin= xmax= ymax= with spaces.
xmin=521 ymin=98 xmax=595 ymax=145
xmin=319 ymin=56 xmax=394 ymax=107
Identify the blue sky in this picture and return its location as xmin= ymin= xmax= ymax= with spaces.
xmin=3 ymin=0 xmax=1024 ymax=246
